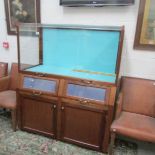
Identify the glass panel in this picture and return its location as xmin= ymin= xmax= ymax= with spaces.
xmin=23 ymin=77 xmax=56 ymax=92
xmin=18 ymin=24 xmax=40 ymax=71
xmin=67 ymin=84 xmax=106 ymax=101
xmin=140 ymin=0 xmax=155 ymax=44
xmin=18 ymin=24 xmax=122 ymax=83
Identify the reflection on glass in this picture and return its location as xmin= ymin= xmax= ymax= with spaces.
xmin=67 ymin=84 xmax=106 ymax=101
xmin=140 ymin=0 xmax=155 ymax=45
xmin=23 ymin=77 xmax=56 ymax=92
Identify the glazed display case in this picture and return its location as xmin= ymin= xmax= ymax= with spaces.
xmin=17 ymin=23 xmax=124 ymax=153
xmin=17 ymin=24 xmax=124 ymax=84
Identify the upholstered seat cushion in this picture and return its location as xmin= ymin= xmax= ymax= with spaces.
xmin=111 ymin=111 xmax=155 ymax=143
xmin=0 ymin=90 xmax=16 ymax=109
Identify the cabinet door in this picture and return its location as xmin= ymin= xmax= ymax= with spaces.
xmin=60 ymin=102 xmax=106 ymax=151
xmin=19 ymin=94 xmax=57 ymax=138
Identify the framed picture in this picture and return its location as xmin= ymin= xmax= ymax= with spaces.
xmin=134 ymin=0 xmax=155 ymax=51
xmin=4 ymin=0 xmax=40 ymax=35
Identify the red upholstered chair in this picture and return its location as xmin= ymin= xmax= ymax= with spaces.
xmin=0 ymin=62 xmax=8 ymax=78
xmin=0 ymin=63 xmax=19 ymax=131
xmin=109 ymin=77 xmax=155 ymax=155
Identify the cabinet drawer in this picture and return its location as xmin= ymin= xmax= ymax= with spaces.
xmin=67 ymin=84 xmax=106 ymax=101
xmin=22 ymin=76 xmax=58 ymax=94
xmin=63 ymin=79 xmax=111 ymax=104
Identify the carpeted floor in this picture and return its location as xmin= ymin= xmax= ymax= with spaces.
xmin=0 ymin=111 xmax=137 ymax=155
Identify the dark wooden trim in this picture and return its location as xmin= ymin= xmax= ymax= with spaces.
xmin=62 ymin=137 xmax=101 ymax=151
xmin=108 ymin=131 xmax=116 ymax=155
xmin=115 ymin=26 xmax=125 ymax=84
xmin=60 ymin=101 xmax=107 ymax=151
xmin=18 ymin=70 xmax=116 ymax=87
xmin=39 ymin=27 xmax=43 ymax=64
xmin=4 ymin=0 xmax=14 ymax=35
xmin=134 ymin=0 xmax=155 ymax=51
xmin=19 ymin=92 xmax=57 ymax=138
xmin=61 ymin=98 xmax=109 ymax=111
xmin=22 ymin=127 xmax=56 ymax=138
xmin=17 ymin=26 xmax=20 ymax=72
xmin=102 ymin=106 xmax=114 ymax=153
xmin=19 ymin=74 xmax=60 ymax=96
xmin=62 ymin=80 xmax=111 ymax=104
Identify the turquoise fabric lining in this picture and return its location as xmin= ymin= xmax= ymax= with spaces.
xmin=27 ymin=28 xmax=120 ymax=83
xmin=27 ymin=65 xmax=116 ymax=83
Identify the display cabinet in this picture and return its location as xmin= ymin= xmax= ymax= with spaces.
xmin=17 ymin=24 xmax=124 ymax=153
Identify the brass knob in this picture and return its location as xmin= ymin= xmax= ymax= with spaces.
xmin=61 ymin=106 xmax=65 ymax=110
xmin=53 ymin=105 xmax=56 ymax=109
xmin=32 ymin=91 xmax=42 ymax=96
xmin=83 ymin=100 xmax=88 ymax=104
xmin=87 ymin=81 xmax=91 ymax=84
xmin=81 ymin=80 xmax=92 ymax=84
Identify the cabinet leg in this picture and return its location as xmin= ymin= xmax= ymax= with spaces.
xmin=108 ymin=131 xmax=116 ymax=155
xmin=11 ymin=109 xmax=17 ymax=131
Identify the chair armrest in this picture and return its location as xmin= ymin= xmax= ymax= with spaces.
xmin=0 ymin=76 xmax=10 ymax=91
xmin=115 ymin=92 xmax=123 ymax=119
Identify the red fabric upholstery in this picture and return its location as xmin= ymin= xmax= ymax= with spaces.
xmin=0 ymin=90 xmax=16 ymax=110
xmin=0 ymin=63 xmax=18 ymax=131
xmin=122 ymin=77 xmax=155 ymax=117
xmin=9 ymin=63 xmax=19 ymax=90
xmin=111 ymin=111 xmax=155 ymax=143
xmin=0 ymin=62 xmax=8 ymax=78
xmin=0 ymin=76 xmax=10 ymax=91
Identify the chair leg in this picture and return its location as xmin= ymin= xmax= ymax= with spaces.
xmin=11 ymin=109 xmax=17 ymax=131
xmin=109 ymin=131 xmax=116 ymax=155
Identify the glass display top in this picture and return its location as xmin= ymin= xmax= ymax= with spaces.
xmin=18 ymin=24 xmax=123 ymax=83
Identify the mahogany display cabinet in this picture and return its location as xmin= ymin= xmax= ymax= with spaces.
xmin=17 ymin=24 xmax=124 ymax=153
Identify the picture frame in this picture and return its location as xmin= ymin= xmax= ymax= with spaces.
xmin=4 ymin=0 xmax=40 ymax=35
xmin=134 ymin=0 xmax=155 ymax=51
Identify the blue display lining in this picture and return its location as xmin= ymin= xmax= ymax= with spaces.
xmin=43 ymin=28 xmax=120 ymax=74
xmin=27 ymin=65 xmax=116 ymax=83
xmin=27 ymin=28 xmax=120 ymax=83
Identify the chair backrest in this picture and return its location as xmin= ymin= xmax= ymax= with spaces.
xmin=0 ymin=62 xmax=8 ymax=78
xmin=122 ymin=77 xmax=155 ymax=117
xmin=9 ymin=63 xmax=19 ymax=90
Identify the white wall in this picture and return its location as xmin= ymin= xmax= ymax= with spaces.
xmin=0 ymin=0 xmax=155 ymax=80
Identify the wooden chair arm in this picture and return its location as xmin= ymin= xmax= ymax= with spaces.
xmin=0 ymin=76 xmax=10 ymax=91
xmin=115 ymin=92 xmax=123 ymax=119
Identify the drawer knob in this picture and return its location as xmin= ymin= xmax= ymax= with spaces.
xmin=81 ymin=80 xmax=92 ymax=84
xmin=32 ymin=91 xmax=42 ymax=96
xmin=83 ymin=100 xmax=88 ymax=104
xmin=35 ymin=73 xmax=46 ymax=77
xmin=79 ymin=99 xmax=89 ymax=105
xmin=53 ymin=105 xmax=57 ymax=109
xmin=61 ymin=106 xmax=65 ymax=110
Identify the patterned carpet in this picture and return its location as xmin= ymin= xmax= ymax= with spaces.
xmin=0 ymin=111 xmax=137 ymax=155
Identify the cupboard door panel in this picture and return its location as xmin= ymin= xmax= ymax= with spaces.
xmin=61 ymin=103 xmax=106 ymax=150
xmin=20 ymin=95 xmax=57 ymax=137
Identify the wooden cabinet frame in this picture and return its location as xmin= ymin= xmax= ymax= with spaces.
xmin=16 ymin=24 xmax=124 ymax=153
xmin=19 ymin=74 xmax=59 ymax=96
xmin=17 ymin=75 xmax=116 ymax=153
xmin=18 ymin=91 xmax=58 ymax=138
xmin=62 ymin=80 xmax=111 ymax=105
